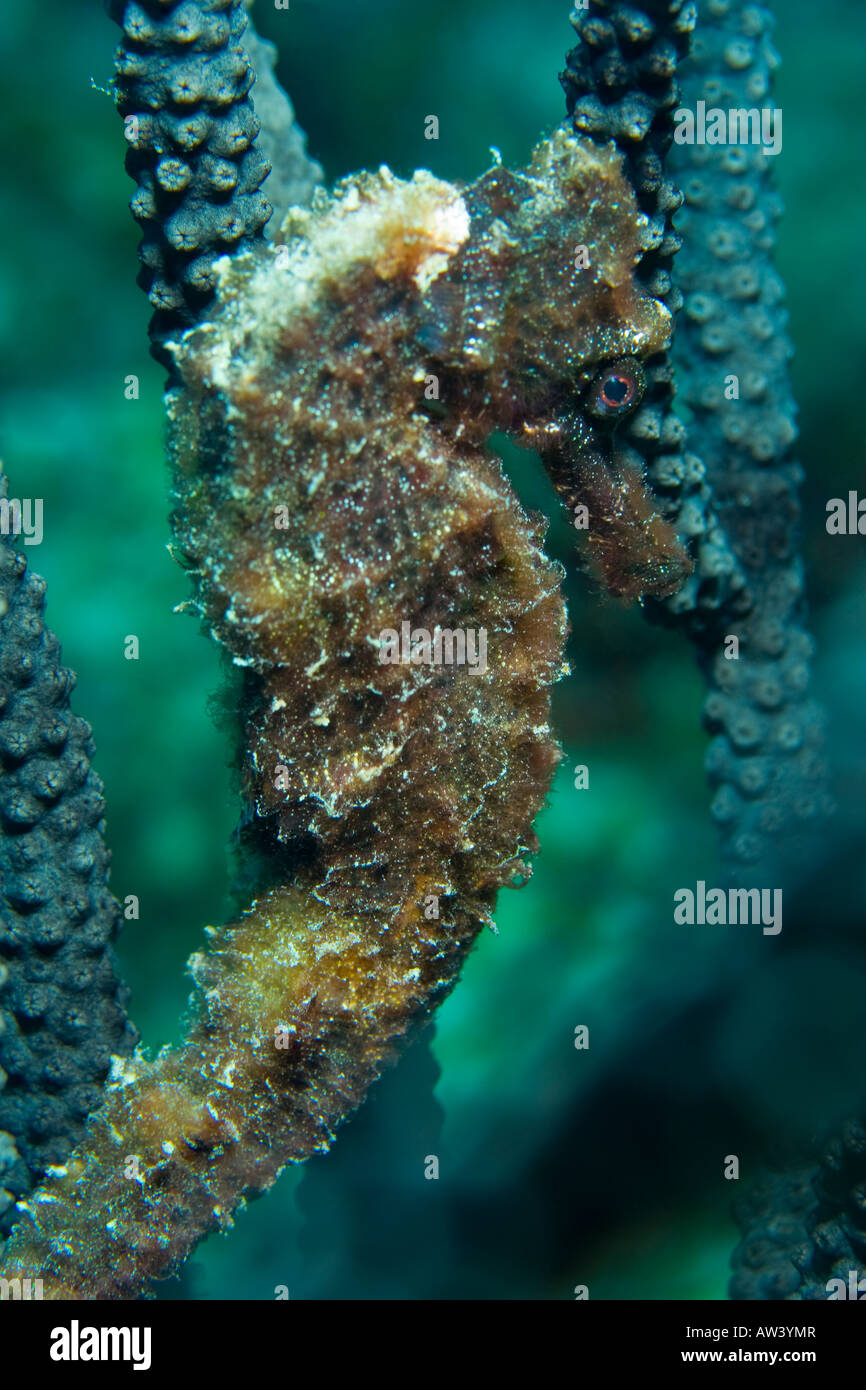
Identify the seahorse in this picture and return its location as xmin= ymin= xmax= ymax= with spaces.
xmin=0 ymin=93 xmax=693 ymax=1290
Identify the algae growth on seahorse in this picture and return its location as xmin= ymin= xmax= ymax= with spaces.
xmin=0 ymin=125 xmax=687 ymax=1298
xmin=167 ymin=125 xmax=690 ymax=931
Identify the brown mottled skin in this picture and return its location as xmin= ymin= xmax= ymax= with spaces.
xmin=0 ymin=129 xmax=686 ymax=1297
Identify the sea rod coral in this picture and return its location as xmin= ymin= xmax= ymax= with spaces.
xmin=564 ymin=0 xmax=839 ymax=1300
xmin=0 ymin=0 xmax=830 ymax=1298
xmin=563 ymin=0 xmax=829 ymax=873
xmin=730 ymin=1118 xmax=866 ymax=1300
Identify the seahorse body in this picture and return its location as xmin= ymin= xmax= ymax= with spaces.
xmin=0 ymin=129 xmax=678 ymax=1297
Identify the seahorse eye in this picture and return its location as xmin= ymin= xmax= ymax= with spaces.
xmin=587 ymin=359 xmax=646 ymax=420
xmin=601 ymin=374 xmax=630 ymax=407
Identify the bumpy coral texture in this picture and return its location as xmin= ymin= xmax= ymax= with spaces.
xmin=0 ymin=520 xmax=133 ymax=1243
xmin=668 ymin=0 xmax=831 ymax=866
xmin=731 ymin=1120 xmax=866 ymax=1300
xmin=563 ymin=0 xmax=830 ymax=871
xmin=108 ymin=0 xmax=273 ymax=365
xmin=562 ymin=0 xmax=746 ymax=619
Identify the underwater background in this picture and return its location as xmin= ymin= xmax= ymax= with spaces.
xmin=1 ymin=0 xmax=864 ymax=1298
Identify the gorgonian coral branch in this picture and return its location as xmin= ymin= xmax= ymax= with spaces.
xmin=562 ymin=0 xmax=748 ymax=621
xmin=667 ymin=0 xmax=831 ymax=867
xmin=731 ymin=1118 xmax=866 ymax=1300
xmin=565 ymin=0 xmax=838 ymax=1303
xmin=106 ymin=0 xmax=273 ymax=366
xmin=564 ymin=0 xmax=830 ymax=871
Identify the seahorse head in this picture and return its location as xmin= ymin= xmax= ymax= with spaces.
xmin=418 ymin=127 xmax=691 ymax=600
xmin=420 ymin=128 xmax=670 ymax=409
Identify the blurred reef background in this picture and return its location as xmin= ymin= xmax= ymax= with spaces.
xmin=1 ymin=0 xmax=864 ymax=1298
